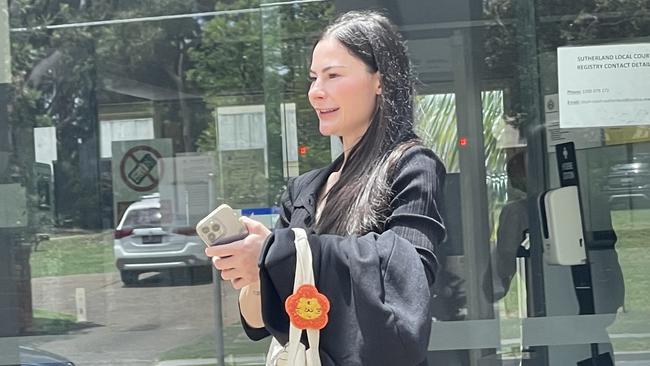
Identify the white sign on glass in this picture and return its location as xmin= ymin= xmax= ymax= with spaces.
xmin=557 ymin=43 xmax=650 ymax=128
xmin=544 ymin=94 xmax=601 ymax=150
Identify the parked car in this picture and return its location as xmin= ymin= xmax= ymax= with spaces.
xmin=113 ymin=194 xmax=211 ymax=285
xmin=602 ymin=154 xmax=650 ymax=209
xmin=19 ymin=345 xmax=75 ymax=366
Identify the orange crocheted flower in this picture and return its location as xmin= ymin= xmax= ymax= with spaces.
xmin=285 ymin=284 xmax=330 ymax=330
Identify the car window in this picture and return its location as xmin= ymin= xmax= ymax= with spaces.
xmin=122 ymin=208 xmax=162 ymax=228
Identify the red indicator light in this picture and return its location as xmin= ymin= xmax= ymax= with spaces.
xmin=459 ymin=137 xmax=468 ymax=147
xmin=299 ymin=145 xmax=309 ymax=156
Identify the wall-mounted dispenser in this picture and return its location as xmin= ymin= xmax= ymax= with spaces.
xmin=538 ymin=185 xmax=587 ymax=266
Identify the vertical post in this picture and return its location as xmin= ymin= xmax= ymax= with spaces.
xmin=513 ymin=0 xmax=549 ymax=364
xmin=75 ymin=288 xmax=88 ymax=323
xmin=0 ymin=0 xmax=10 ymax=158
xmin=78 ymin=38 xmax=102 ymax=229
xmin=260 ymin=2 xmax=286 ymax=204
xmin=185 ymin=190 xmax=190 ymax=226
xmin=209 ymin=172 xmax=225 ymax=366
xmin=0 ymin=0 xmax=7 ymax=85
xmin=0 ymin=2 xmax=21 ymax=365
xmin=451 ymin=30 xmax=496 ymax=365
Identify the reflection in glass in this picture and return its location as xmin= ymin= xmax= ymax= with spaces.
xmin=3 ymin=1 xmax=335 ymax=365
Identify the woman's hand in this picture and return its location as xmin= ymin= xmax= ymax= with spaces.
xmin=205 ymin=216 xmax=271 ymax=290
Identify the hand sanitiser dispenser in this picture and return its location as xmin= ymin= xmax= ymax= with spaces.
xmin=538 ymin=185 xmax=587 ymax=266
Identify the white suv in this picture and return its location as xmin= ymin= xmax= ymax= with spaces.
xmin=113 ymin=194 xmax=210 ymax=285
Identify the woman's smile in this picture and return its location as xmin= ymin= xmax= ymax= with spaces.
xmin=316 ymin=107 xmax=340 ymax=118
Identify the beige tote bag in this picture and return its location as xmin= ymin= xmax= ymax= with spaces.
xmin=266 ymin=228 xmax=326 ymax=366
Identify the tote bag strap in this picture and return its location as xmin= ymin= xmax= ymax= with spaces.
xmin=292 ymin=228 xmax=314 ymax=288
xmin=289 ymin=228 xmax=321 ymax=366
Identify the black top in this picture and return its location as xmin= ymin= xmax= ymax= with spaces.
xmin=243 ymin=145 xmax=446 ymax=366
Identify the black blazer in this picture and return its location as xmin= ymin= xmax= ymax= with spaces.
xmin=244 ymin=145 xmax=446 ymax=366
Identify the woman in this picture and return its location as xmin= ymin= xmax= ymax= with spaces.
xmin=206 ymin=10 xmax=446 ymax=366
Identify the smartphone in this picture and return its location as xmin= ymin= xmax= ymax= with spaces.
xmin=196 ymin=204 xmax=248 ymax=246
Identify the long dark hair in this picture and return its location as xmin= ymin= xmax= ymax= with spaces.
xmin=314 ymin=10 xmax=419 ymax=235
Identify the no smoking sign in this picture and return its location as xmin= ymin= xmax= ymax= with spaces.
xmin=119 ymin=145 xmax=164 ymax=192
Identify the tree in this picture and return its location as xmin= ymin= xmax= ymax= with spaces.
xmin=9 ymin=0 xmax=216 ymax=227
xmin=187 ymin=0 xmax=264 ymax=99
xmin=187 ymin=0 xmax=334 ymax=206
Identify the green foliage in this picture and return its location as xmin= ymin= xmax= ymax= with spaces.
xmin=187 ymin=0 xmax=263 ymax=98
xmin=9 ymin=1 xmax=217 ymax=227
xmin=186 ymin=0 xmax=333 ymax=100
xmin=415 ymin=90 xmax=506 ymax=176
xmin=187 ymin=1 xmax=334 ymax=176
xmin=195 ymin=118 xmax=217 ymax=153
xmin=29 ymin=230 xmax=114 ymax=278
xmin=416 ymin=91 xmax=507 ymax=239
xmin=29 ymin=309 xmax=78 ymax=335
xmin=415 ymin=93 xmax=458 ymax=171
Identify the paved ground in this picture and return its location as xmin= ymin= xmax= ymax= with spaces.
xmin=25 ymin=271 xmax=244 ymax=366
xmin=18 ymin=271 xmax=650 ymax=366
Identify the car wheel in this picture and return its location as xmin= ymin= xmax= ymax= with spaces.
xmin=120 ymin=270 xmax=139 ymax=286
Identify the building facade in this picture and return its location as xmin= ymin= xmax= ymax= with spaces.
xmin=1 ymin=0 xmax=649 ymax=365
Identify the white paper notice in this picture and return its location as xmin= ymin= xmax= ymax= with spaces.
xmin=544 ymin=94 xmax=601 ymax=150
xmin=558 ymin=43 xmax=650 ymax=128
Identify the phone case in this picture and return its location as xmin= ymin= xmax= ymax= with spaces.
xmin=196 ymin=204 xmax=248 ymax=246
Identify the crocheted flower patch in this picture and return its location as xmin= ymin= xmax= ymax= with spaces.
xmin=285 ymin=284 xmax=330 ymax=330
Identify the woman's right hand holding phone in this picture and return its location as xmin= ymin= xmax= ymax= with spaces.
xmin=205 ymin=216 xmax=271 ymax=290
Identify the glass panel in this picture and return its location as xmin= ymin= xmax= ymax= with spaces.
xmin=2 ymin=0 xmax=648 ymax=365
xmin=536 ymin=1 xmax=650 ymax=364
xmin=0 ymin=1 xmax=330 ymax=365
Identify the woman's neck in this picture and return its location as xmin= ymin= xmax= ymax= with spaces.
xmin=340 ymin=127 xmax=368 ymax=169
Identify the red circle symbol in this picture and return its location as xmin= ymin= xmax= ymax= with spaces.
xmin=119 ymin=145 xmax=164 ymax=192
